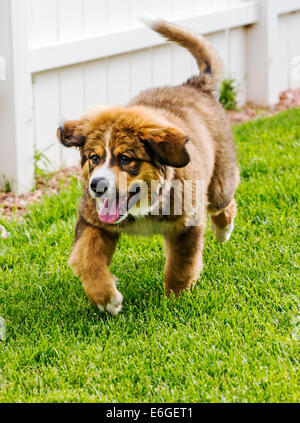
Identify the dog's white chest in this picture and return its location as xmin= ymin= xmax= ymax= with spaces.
xmin=122 ymin=217 xmax=172 ymax=237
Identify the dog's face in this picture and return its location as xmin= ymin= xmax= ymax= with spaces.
xmin=58 ymin=106 xmax=190 ymax=224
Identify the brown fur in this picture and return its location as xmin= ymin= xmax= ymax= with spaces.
xmin=57 ymin=19 xmax=239 ymax=313
xmin=69 ymin=221 xmax=119 ymax=306
xmin=210 ymin=199 xmax=237 ymax=229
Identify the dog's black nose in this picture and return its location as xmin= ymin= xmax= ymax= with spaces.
xmin=90 ymin=177 xmax=109 ymax=196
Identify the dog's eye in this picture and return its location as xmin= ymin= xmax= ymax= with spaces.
xmin=119 ymin=155 xmax=132 ymax=165
xmin=91 ymin=154 xmax=100 ymax=164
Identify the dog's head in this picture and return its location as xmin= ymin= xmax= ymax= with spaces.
xmin=57 ymin=106 xmax=190 ymax=224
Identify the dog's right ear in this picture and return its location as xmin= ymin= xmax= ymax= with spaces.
xmin=57 ymin=120 xmax=86 ymax=148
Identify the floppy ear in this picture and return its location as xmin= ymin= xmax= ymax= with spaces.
xmin=57 ymin=120 xmax=86 ymax=148
xmin=141 ymin=127 xmax=190 ymax=168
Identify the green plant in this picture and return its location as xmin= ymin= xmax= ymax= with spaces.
xmin=219 ymin=78 xmax=238 ymax=110
xmin=1 ymin=175 xmax=12 ymax=193
xmin=33 ymin=145 xmax=54 ymax=178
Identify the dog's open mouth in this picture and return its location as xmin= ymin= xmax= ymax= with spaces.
xmin=97 ymin=189 xmax=141 ymax=224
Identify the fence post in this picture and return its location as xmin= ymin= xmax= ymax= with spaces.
xmin=0 ymin=0 xmax=34 ymax=193
xmin=246 ymin=0 xmax=280 ymax=106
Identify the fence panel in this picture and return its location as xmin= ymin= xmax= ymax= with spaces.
xmin=2 ymin=0 xmax=300 ymax=192
xmin=28 ymin=0 xmax=256 ymax=172
xmin=287 ymin=12 xmax=300 ymax=90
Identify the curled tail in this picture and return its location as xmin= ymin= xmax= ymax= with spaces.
xmin=140 ymin=16 xmax=222 ymax=96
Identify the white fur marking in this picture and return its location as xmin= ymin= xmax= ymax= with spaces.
xmin=106 ymin=290 xmax=123 ymax=316
xmin=210 ymin=217 xmax=234 ymax=244
xmin=89 ymin=128 xmax=117 ymax=199
xmin=104 ymin=128 xmax=112 ymax=167
xmin=97 ymin=277 xmax=123 ymax=316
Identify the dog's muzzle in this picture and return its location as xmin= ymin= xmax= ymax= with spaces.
xmin=90 ymin=177 xmax=109 ymax=197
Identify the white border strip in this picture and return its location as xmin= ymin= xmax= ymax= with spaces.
xmin=0 ymin=56 xmax=6 ymax=80
xmin=29 ymin=2 xmax=258 ymax=74
xmin=277 ymin=0 xmax=300 ymax=15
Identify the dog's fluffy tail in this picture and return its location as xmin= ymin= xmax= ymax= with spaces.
xmin=140 ymin=15 xmax=222 ymax=96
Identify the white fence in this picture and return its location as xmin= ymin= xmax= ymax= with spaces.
xmin=1 ymin=0 xmax=300 ymax=193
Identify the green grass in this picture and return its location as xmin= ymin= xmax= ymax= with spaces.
xmin=0 ymin=109 xmax=299 ymax=403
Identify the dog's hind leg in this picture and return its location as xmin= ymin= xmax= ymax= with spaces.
xmin=209 ymin=199 xmax=237 ymax=243
xmin=207 ymin=159 xmax=239 ymax=243
xmin=163 ymin=225 xmax=205 ymax=297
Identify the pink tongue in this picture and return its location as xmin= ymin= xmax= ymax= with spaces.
xmin=98 ymin=199 xmax=120 ymax=223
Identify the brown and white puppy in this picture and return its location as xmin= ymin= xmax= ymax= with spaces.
xmin=57 ymin=18 xmax=239 ymax=315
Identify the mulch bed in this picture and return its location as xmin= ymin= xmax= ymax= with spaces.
xmin=228 ymin=88 xmax=300 ymax=123
xmin=0 ymin=166 xmax=80 ymax=222
xmin=1 ymin=88 xmax=300 ymax=222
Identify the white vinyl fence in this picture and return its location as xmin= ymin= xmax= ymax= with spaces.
xmin=1 ymin=0 xmax=300 ymax=193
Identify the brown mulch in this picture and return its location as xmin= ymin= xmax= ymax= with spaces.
xmin=228 ymin=88 xmax=300 ymax=123
xmin=0 ymin=166 xmax=80 ymax=221
xmin=1 ymin=88 xmax=300 ymax=221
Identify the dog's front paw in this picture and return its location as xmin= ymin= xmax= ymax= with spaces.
xmin=84 ymin=276 xmax=123 ymax=316
xmin=97 ymin=289 xmax=123 ymax=316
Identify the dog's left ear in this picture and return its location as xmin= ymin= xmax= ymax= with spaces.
xmin=57 ymin=119 xmax=86 ymax=148
xmin=141 ymin=127 xmax=190 ymax=168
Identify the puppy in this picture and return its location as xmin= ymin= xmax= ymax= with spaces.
xmin=57 ymin=18 xmax=239 ymax=315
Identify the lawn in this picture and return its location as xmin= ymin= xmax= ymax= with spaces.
xmin=0 ymin=109 xmax=299 ymax=403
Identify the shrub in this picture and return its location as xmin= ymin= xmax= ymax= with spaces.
xmin=219 ymin=78 xmax=238 ymax=110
